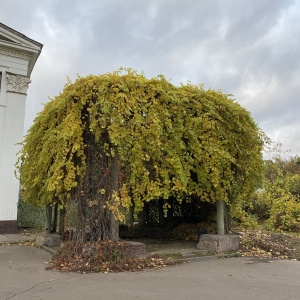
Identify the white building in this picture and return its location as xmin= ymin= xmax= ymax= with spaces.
xmin=0 ymin=23 xmax=42 ymax=233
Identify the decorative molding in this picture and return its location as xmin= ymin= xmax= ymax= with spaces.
xmin=6 ymin=72 xmax=31 ymax=95
xmin=0 ymin=45 xmax=32 ymax=60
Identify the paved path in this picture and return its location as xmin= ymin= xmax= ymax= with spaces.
xmin=1 ymin=245 xmax=300 ymax=300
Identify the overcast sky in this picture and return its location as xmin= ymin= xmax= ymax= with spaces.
xmin=1 ymin=0 xmax=299 ymax=156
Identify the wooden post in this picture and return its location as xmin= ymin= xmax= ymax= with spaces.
xmin=139 ymin=205 xmax=146 ymax=227
xmin=52 ymin=202 xmax=58 ymax=233
xmin=216 ymin=200 xmax=225 ymax=235
xmin=45 ymin=204 xmax=52 ymax=234
xmin=159 ymin=200 xmax=164 ymax=226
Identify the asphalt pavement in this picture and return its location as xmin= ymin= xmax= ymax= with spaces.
xmin=1 ymin=243 xmax=300 ymax=300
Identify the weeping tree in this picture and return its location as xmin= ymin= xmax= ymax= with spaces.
xmin=17 ymin=69 xmax=266 ymax=242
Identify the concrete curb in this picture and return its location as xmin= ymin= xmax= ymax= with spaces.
xmin=40 ymin=245 xmax=58 ymax=256
xmin=0 ymin=234 xmax=36 ymax=245
xmin=0 ymin=234 xmax=241 ymax=264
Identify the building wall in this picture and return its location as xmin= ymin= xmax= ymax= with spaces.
xmin=0 ymin=54 xmax=30 ymax=233
xmin=0 ymin=24 xmax=42 ymax=233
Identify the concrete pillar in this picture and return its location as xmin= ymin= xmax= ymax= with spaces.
xmin=216 ymin=200 xmax=225 ymax=235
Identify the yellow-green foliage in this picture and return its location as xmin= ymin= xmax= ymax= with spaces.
xmin=17 ymin=69 xmax=265 ymax=216
xmin=236 ymin=155 xmax=300 ymax=231
xmin=263 ymin=158 xmax=300 ymax=231
xmin=254 ymin=180 xmax=300 ymax=231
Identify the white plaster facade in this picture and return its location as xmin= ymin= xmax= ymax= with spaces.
xmin=0 ymin=23 xmax=42 ymax=233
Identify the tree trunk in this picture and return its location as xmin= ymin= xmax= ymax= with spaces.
xmin=224 ymin=203 xmax=232 ymax=234
xmin=128 ymin=203 xmax=134 ymax=227
xmin=77 ymin=194 xmax=86 ymax=242
xmin=52 ymin=202 xmax=58 ymax=233
xmin=59 ymin=207 xmax=66 ymax=235
xmin=110 ymin=149 xmax=119 ymax=240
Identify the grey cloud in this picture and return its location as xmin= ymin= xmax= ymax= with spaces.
xmin=0 ymin=0 xmax=299 ymax=155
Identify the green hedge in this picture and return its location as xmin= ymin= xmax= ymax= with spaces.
xmin=17 ymin=197 xmax=45 ymax=228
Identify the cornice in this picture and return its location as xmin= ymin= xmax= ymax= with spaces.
xmin=0 ymin=45 xmax=32 ymax=60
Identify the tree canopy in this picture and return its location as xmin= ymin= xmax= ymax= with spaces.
xmin=17 ymin=69 xmax=265 ymax=236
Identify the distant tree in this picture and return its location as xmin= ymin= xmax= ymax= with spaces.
xmin=17 ymin=69 xmax=265 ymax=241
